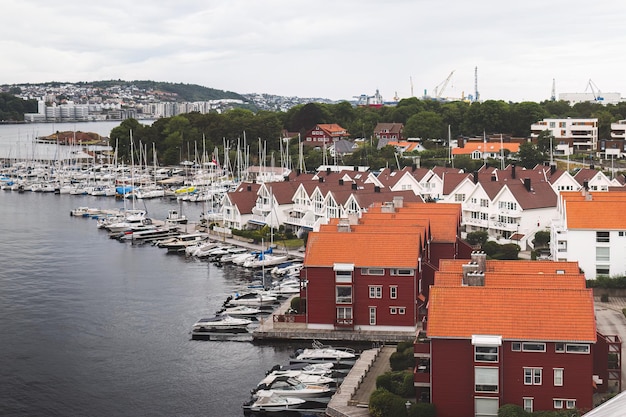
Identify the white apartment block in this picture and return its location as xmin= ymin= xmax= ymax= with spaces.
xmin=530 ymin=118 xmax=598 ymax=154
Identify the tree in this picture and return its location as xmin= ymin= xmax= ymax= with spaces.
xmin=404 ymin=111 xmax=444 ymax=139
xmin=498 ymin=404 xmax=528 ymax=417
xmin=369 ymin=388 xmax=408 ymax=417
xmin=466 ymin=231 xmax=488 ymax=247
xmin=517 ymin=141 xmax=544 ymax=169
xmin=536 ymin=130 xmax=555 ymax=155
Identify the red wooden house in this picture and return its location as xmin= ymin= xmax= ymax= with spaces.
xmin=300 ymin=200 xmax=470 ymax=333
xmin=415 ymin=253 xmax=621 ymax=416
xmin=302 ymin=124 xmax=349 ymax=147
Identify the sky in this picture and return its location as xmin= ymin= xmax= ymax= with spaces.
xmin=3 ymin=0 xmax=626 ymax=104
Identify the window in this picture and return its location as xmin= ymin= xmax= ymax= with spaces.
xmin=620 ymin=231 xmax=625 ymax=237
xmin=523 ymin=398 xmax=533 ymax=413
xmin=390 ymin=307 xmax=397 ymax=314
xmin=554 ymin=399 xmax=563 ymax=409
xmin=362 ymin=268 xmax=384 ymax=275
xmin=336 ymin=307 xmax=352 ymax=323
xmin=335 ymin=270 xmax=352 ymax=282
xmin=596 ymin=247 xmax=610 ymax=262
xmin=511 ymin=342 xmax=521 ymax=351
xmin=475 ymin=346 xmax=499 ymax=362
xmin=524 ymin=368 xmax=542 ymax=385
xmin=390 ymin=286 xmax=397 ymax=299
xmin=596 ymin=231 xmax=610 ymax=243
xmin=522 ymin=342 xmax=546 ymax=352
xmin=566 ymin=400 xmax=576 ymax=409
xmin=554 ymin=368 xmax=563 ymax=386
xmin=369 ymin=307 xmax=376 ymax=325
xmin=475 ymin=367 xmax=499 ymax=392
xmin=566 ymin=344 xmax=590 ymax=354
xmin=455 ymin=193 xmax=465 ymax=202
xmin=336 ymin=286 xmax=352 ymax=304
xmin=391 ymin=269 xmax=413 ymax=276
xmin=369 ymin=286 xmax=382 ymax=299
xmin=475 ymin=397 xmax=499 ymax=417
xmin=596 ymin=266 xmax=610 ymax=275
xmin=480 ymin=199 xmax=489 ymax=207
xmin=398 ymin=307 xmax=405 ymax=315
xmin=555 ymin=343 xmax=565 ymax=353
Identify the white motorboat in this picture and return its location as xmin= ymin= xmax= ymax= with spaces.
xmin=157 ymin=233 xmax=209 ymax=252
xmin=165 ymin=209 xmax=188 ymax=225
xmin=243 ymin=254 xmax=290 ymax=269
xmin=191 ymin=315 xmax=252 ymax=333
xmin=258 ymin=371 xmax=335 ymax=388
xmin=245 ymin=391 xmax=305 ymax=412
xmin=292 ymin=340 xmax=357 ymax=362
xmin=271 ymin=262 xmax=303 ymax=277
xmin=185 ymin=241 xmax=218 ymax=257
xmin=218 ymin=305 xmax=263 ymax=317
xmin=226 ymin=292 xmax=278 ymax=307
xmin=255 ymin=379 xmax=332 ymax=398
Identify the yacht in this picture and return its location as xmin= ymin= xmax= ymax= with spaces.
xmin=191 ymin=315 xmax=252 ymax=334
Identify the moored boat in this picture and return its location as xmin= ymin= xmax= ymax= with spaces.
xmin=191 ymin=315 xmax=252 ymax=333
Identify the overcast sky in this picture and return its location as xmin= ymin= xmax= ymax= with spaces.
xmin=3 ymin=0 xmax=626 ymax=103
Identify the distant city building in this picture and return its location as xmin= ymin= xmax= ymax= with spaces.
xmin=530 ymin=118 xmax=598 ymax=154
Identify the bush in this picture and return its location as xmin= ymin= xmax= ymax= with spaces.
xmin=533 ymin=230 xmax=550 ymax=247
xmin=498 ymin=404 xmax=529 ymax=417
xmin=369 ymin=388 xmax=408 ymax=417
xmin=390 ymin=349 xmax=415 ymax=371
xmin=409 ymin=402 xmax=436 ymax=417
xmin=466 ymin=231 xmax=488 ymax=247
xmin=376 ymin=371 xmax=414 ymax=398
xmin=289 ymin=296 xmax=303 ymax=313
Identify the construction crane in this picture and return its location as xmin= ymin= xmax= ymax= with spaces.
xmin=551 ymin=78 xmax=556 ymax=101
xmin=433 ymin=70 xmax=455 ymax=100
xmin=585 ymin=79 xmax=604 ymax=102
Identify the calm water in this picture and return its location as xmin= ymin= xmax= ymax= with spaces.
xmin=0 ymin=191 xmax=304 ymax=417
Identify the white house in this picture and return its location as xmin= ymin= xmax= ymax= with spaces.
xmin=530 ymin=118 xmax=598 ymax=153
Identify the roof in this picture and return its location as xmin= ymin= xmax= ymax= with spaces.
xmin=582 ymin=390 xmax=626 ymax=417
xmin=438 ymin=259 xmax=582 ymax=274
xmin=434 ymin=271 xmax=587 ymax=289
xmin=427 ymin=286 xmax=596 ymax=342
xmin=566 ymin=200 xmax=626 ymax=230
xmin=304 ymin=231 xmax=422 ymax=268
xmin=226 ymin=182 xmax=261 ymax=214
xmin=452 ymin=142 xmax=520 ymax=155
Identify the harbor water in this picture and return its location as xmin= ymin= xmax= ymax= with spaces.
xmin=0 ymin=190 xmax=309 ymax=417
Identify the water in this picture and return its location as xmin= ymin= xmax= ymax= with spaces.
xmin=0 ymin=121 xmax=151 ymax=160
xmin=0 ymin=191 xmax=306 ymax=417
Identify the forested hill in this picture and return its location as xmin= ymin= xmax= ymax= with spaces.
xmin=0 ymin=93 xmax=37 ymax=121
xmin=82 ymin=80 xmax=246 ymax=102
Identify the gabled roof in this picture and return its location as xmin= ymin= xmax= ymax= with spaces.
xmin=304 ymin=230 xmax=422 ymax=268
xmin=452 ymin=142 xmax=520 ymax=155
xmin=566 ymin=200 xmax=626 ymax=230
xmin=373 ymin=122 xmax=404 ymax=134
xmin=259 ymin=181 xmax=301 ymax=204
xmin=434 ymin=271 xmax=586 ymax=288
xmin=427 ymin=286 xmax=596 ymax=342
xmin=573 ymin=167 xmax=602 ymax=184
xmin=317 ymin=123 xmax=348 ymax=136
xmin=504 ymin=180 xmax=557 ymax=210
xmin=442 ymin=172 xmax=473 ymax=195
xmin=225 ymin=182 xmax=261 ymax=214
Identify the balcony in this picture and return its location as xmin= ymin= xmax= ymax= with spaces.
xmin=334 ymin=318 xmax=354 ymax=329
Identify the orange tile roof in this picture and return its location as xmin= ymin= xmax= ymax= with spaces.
xmin=427 ymin=286 xmax=596 ymax=342
xmin=304 ymin=231 xmax=421 ymax=268
xmin=434 ymin=271 xmax=586 ymax=288
xmin=566 ymin=200 xmax=626 ymax=229
xmin=437 ymin=259 xmax=581 ymax=275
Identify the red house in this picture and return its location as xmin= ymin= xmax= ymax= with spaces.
xmin=302 ymin=124 xmax=349 ymax=147
xmin=300 ymin=200 xmax=470 ymax=333
xmin=416 ymin=253 xmax=621 ymax=416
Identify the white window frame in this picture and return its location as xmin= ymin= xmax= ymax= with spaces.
xmin=511 ymin=342 xmax=521 ymax=351
xmin=398 ymin=307 xmax=405 ymax=315
xmin=475 ymin=346 xmax=499 ymax=362
xmin=335 ymin=285 xmax=352 ymax=304
xmin=369 ymin=307 xmax=376 ymax=325
xmin=566 ymin=344 xmax=590 ymax=354
xmin=475 ymin=367 xmax=499 ymax=393
xmin=369 ymin=285 xmax=382 ymax=299
xmin=475 ymin=397 xmax=499 ymax=417
xmin=390 ymin=286 xmax=397 ymax=299
xmin=554 ymin=399 xmax=563 ymax=409
xmin=523 ymin=397 xmax=533 ymax=413
xmin=524 ymin=368 xmax=542 ymax=385
xmin=522 ymin=342 xmax=546 ymax=352
xmin=554 ymin=368 xmax=563 ymax=386
xmin=361 ymin=267 xmax=384 ymax=275
xmin=390 ymin=307 xmax=397 ymax=315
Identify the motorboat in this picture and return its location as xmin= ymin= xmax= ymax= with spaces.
xmin=254 ymin=378 xmax=332 ymax=399
xmin=271 ymin=262 xmax=303 ymax=277
xmin=185 ymin=241 xmax=219 ymax=257
xmin=157 ymin=232 xmax=209 ymax=253
xmin=257 ymin=371 xmax=335 ymax=388
xmin=290 ymin=340 xmax=357 ymax=365
xmin=242 ymin=253 xmax=290 ymax=269
xmin=165 ymin=209 xmax=188 ymax=225
xmin=244 ymin=391 xmax=305 ymax=413
xmin=226 ymin=292 xmax=278 ymax=307
xmin=191 ymin=315 xmax=252 ymax=333
xmin=218 ymin=305 xmax=263 ymax=317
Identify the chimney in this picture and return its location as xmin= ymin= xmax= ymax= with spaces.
xmin=319 ymin=177 xmax=324 ymax=183
xmin=412 ymin=164 xmax=417 ymax=172
xmin=511 ymin=164 xmax=516 ymax=179
xmin=380 ymin=202 xmax=395 ymax=213
xmin=296 ymin=169 xmax=301 ymax=176
xmin=550 ymin=164 xmax=556 ymax=175
xmin=590 ymin=164 xmax=595 ymax=170
xmin=374 ymin=186 xmax=380 ymax=193
xmin=470 ymin=251 xmax=487 ymax=272
xmin=339 ymin=179 xmax=344 ymax=186
xmin=354 ymin=166 xmax=358 ymax=171
xmin=326 ymin=167 xmax=331 ymax=174
xmin=583 ymin=180 xmax=589 ymax=190
xmin=393 ymin=196 xmax=404 ymax=208
xmin=462 ymin=261 xmax=482 ymax=286
xmin=524 ymin=178 xmax=531 ymax=191
xmin=246 ymin=184 xmax=252 ymax=192
xmin=284 ymin=176 xmax=289 ymax=182
xmin=465 ymin=270 xmax=485 ymax=286
xmin=473 ymin=171 xmax=478 ymax=184
xmin=337 ymin=217 xmax=351 ymax=232
xmin=491 ymin=174 xmax=497 ymax=182
xmin=351 ymin=182 xmax=357 ymax=190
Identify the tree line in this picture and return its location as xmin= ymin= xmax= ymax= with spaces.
xmin=107 ymin=97 xmax=626 ymax=169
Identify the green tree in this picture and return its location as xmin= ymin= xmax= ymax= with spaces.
xmin=466 ymin=231 xmax=489 ymax=247
xmin=498 ymin=403 xmax=528 ymax=417
xmin=517 ymin=141 xmax=545 ymax=169
xmin=536 ymin=130 xmax=555 ymax=155
xmin=533 ymin=230 xmax=550 ymax=247
xmin=404 ymin=111 xmax=444 ymax=139
xmin=369 ymin=388 xmax=408 ymax=417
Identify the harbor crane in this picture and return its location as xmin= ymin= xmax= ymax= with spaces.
xmin=433 ymin=70 xmax=455 ymax=99
xmin=585 ymin=79 xmax=604 ymax=102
